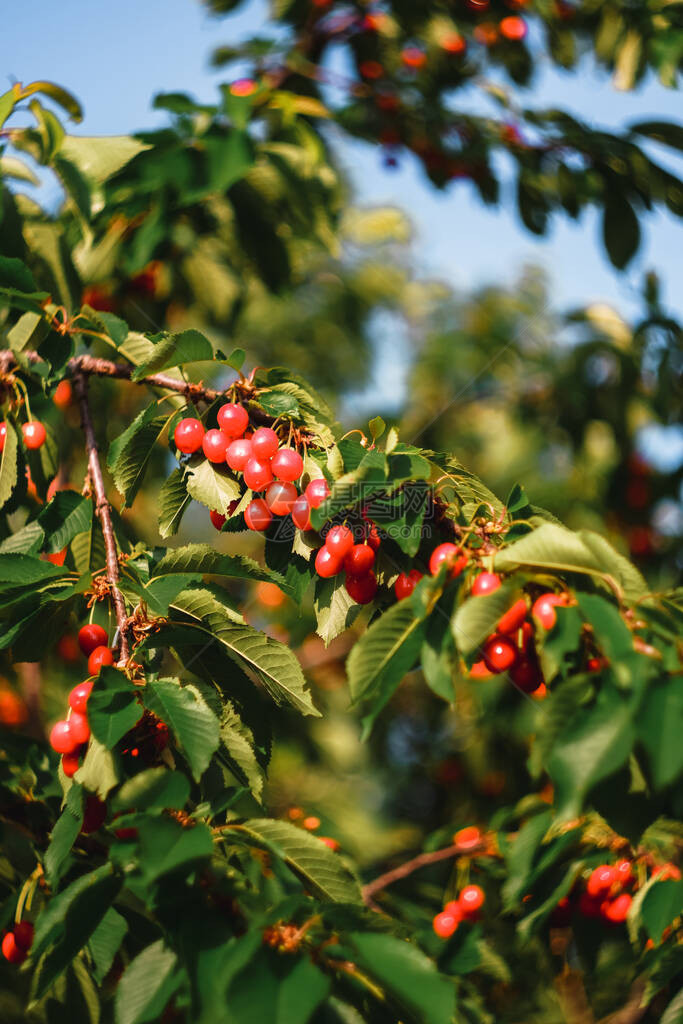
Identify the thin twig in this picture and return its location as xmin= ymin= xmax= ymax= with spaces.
xmin=361 ymin=841 xmax=489 ymax=906
xmin=72 ymin=372 xmax=130 ymax=663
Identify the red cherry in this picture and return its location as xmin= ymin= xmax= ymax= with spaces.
xmin=395 ymin=569 xmax=422 ymax=601
xmin=602 ymin=893 xmax=631 ymax=924
xmin=319 ymin=836 xmax=340 ymax=851
xmin=532 ymin=593 xmax=567 ymax=630
xmin=81 ymin=795 xmax=106 ymax=834
xmin=53 ymin=380 xmax=72 ymax=409
xmin=0 ymin=423 xmax=6 ymax=452
xmin=291 ymin=495 xmax=311 ymax=531
xmin=366 ymin=523 xmax=381 ymax=550
xmin=226 ymin=438 xmax=252 ymax=472
xmin=459 ymin=884 xmax=485 ymax=917
xmin=265 ymin=481 xmax=297 ymax=517
xmin=174 ymin=418 xmax=204 ymax=455
xmin=271 ymin=448 xmax=304 ymax=482
xmin=88 ymin=646 xmax=114 ymax=676
xmin=442 ymin=31 xmax=466 ymax=54
xmin=251 ymin=427 xmax=279 ymax=460
xmin=45 ymin=548 xmax=67 ymax=566
xmin=68 ymin=711 xmax=90 ymax=745
xmin=578 ymin=892 xmax=603 ymax=919
xmin=216 ymin=403 xmax=248 ymax=437
xmin=615 ymin=860 xmax=633 ymax=886
xmin=61 ymin=751 xmax=81 ymax=778
xmin=202 ymin=429 xmax=229 ymax=464
xmin=13 ymin=921 xmax=34 ymax=951
xmin=315 ymin=546 xmax=342 ymax=579
xmin=69 ymin=681 xmax=93 ymax=714
xmin=1 ymin=932 xmax=26 ymax=964
xmin=344 ymin=544 xmax=375 ymax=576
xmin=429 ymin=543 xmax=466 ymax=577
xmin=57 ymin=634 xmax=80 ymax=663
xmin=401 ymin=46 xmax=427 ymax=70
xmin=500 ymin=15 xmax=527 ymax=39
xmin=325 ymin=525 xmax=354 ymax=560
xmin=433 ymin=909 xmax=460 ymax=939
xmin=587 ymin=865 xmax=617 ymax=897
xmin=345 ymin=571 xmax=378 ymax=604
xmin=50 ymin=720 xmax=77 ymax=755
xmin=78 ymin=623 xmax=108 ymax=656
xmin=482 ymin=635 xmax=518 ymax=673
xmin=471 ymin=572 xmax=501 ymax=596
xmin=244 ymin=498 xmax=272 ymax=532
xmin=454 ymin=826 xmax=481 ymax=850
xmin=510 ymin=657 xmax=543 ymax=693
xmin=210 ymin=510 xmax=226 ymax=531
xmin=22 ymin=421 xmax=46 ymax=450
xmin=243 ymin=457 xmax=274 ymax=492
xmin=653 ymin=863 xmax=681 ymax=882
xmin=305 ymin=478 xmax=330 ymax=509
xmin=469 ymin=660 xmax=494 ymax=679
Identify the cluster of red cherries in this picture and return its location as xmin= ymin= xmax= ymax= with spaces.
xmin=48 ymin=624 xmax=114 ymax=777
xmin=552 ymin=859 xmax=681 ymax=930
xmin=1 ymin=920 xmax=34 ymax=965
xmin=0 ymin=418 xmax=47 ymax=452
xmin=433 ymin=883 xmax=486 ymax=939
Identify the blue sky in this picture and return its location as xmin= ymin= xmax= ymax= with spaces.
xmin=4 ymin=0 xmax=683 ymax=322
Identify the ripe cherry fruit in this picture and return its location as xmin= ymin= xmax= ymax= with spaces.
xmin=202 ymin=429 xmax=230 ymax=464
xmin=602 ymin=893 xmax=632 ymax=924
xmin=251 ymin=427 xmax=279 ymax=460
xmin=344 ymin=544 xmax=375 ymax=576
xmin=510 ymin=657 xmax=543 ymax=693
xmin=325 ymin=524 xmax=354 ymax=560
xmin=88 ymin=646 xmax=114 ymax=676
xmin=265 ymin=481 xmax=297 ymax=517
xmin=459 ymin=884 xmax=485 ymax=917
xmin=22 ymin=421 xmax=46 ymax=450
xmin=395 ymin=569 xmax=423 ymax=601
xmin=271 ymin=448 xmax=304 ymax=482
xmin=291 ymin=494 xmax=311 ymax=531
xmin=587 ymin=865 xmax=617 ymax=897
xmin=429 ymin=543 xmax=466 ymax=578
xmin=2 ymin=932 xmax=27 ymax=965
xmin=61 ymin=751 xmax=81 ymax=778
xmin=13 ymin=922 xmax=34 ymax=952
xmin=81 ymin=795 xmax=106 ymax=834
xmin=315 ymin=546 xmax=341 ymax=579
xmin=226 ymin=438 xmax=252 ymax=472
xmin=53 ymin=379 xmax=72 ymax=409
xmin=532 ymin=593 xmax=567 ymax=630
xmin=482 ymin=634 xmax=518 ymax=674
xmin=500 ymin=15 xmax=527 ymax=40
xmin=68 ymin=712 xmax=90 ymax=745
xmin=244 ymin=498 xmax=272 ymax=532
xmin=210 ymin=510 xmax=226 ymax=531
xmin=433 ymin=908 xmax=461 ymax=939
xmin=0 ymin=423 xmax=6 ymax=452
xmin=345 ymin=571 xmax=377 ymax=605
xmin=243 ymin=457 xmax=274 ymax=492
xmin=78 ymin=623 xmax=108 ymax=656
xmin=50 ymin=720 xmax=76 ymax=755
xmin=305 ymin=477 xmax=330 ymax=509
xmin=216 ymin=402 xmax=249 ymax=437
xmin=174 ymin=418 xmax=204 ymax=454
xmin=454 ymin=826 xmax=481 ymax=851
xmin=471 ymin=571 xmax=501 ymax=596
xmin=497 ymin=598 xmax=527 ymax=635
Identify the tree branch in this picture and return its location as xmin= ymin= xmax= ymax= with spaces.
xmin=72 ymin=372 xmax=130 ymax=663
xmin=361 ymin=841 xmax=488 ymax=906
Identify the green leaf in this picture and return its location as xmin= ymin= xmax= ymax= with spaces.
xmin=111 ymin=767 xmax=190 ymax=813
xmin=641 ymin=880 xmax=683 ymax=944
xmin=44 ymin=787 xmax=83 ymax=884
xmin=143 ymin=678 xmax=220 ymax=781
xmin=0 ymin=255 xmax=37 ymax=293
xmin=152 ymin=543 xmax=287 ymax=589
xmin=661 ymin=988 xmax=683 ymax=1024
xmin=114 ymin=940 xmax=178 ymax=1024
xmin=135 ymin=817 xmax=214 ymax=883
xmin=603 ymin=191 xmax=640 ymax=269
xmin=347 ymin=932 xmax=456 ymax=1024
xmin=452 ymin=582 xmax=517 ymax=657
xmin=494 ymin=523 xmax=647 ymax=600
xmin=88 ymin=907 xmax=128 ymax=986
xmin=631 ymin=120 xmax=683 ymax=152
xmin=238 ymin=818 xmax=362 ymax=903
xmin=185 ymin=456 xmax=241 ymax=514
xmin=258 ymin=388 xmax=300 ymax=418
xmin=158 ymin=468 xmax=191 ymax=538
xmin=7 ymin=310 xmax=47 ymax=350
xmin=131 ymin=329 xmax=214 ymax=379
xmin=638 ymin=675 xmax=683 ymax=790
xmin=0 ymin=420 xmax=19 ymax=512
xmin=0 ymin=519 xmax=44 ymax=555
xmin=347 ymin=601 xmax=425 ymax=704
xmin=220 ymin=702 xmax=265 ymax=799
xmin=87 ymin=667 xmax=142 ymax=750
xmin=74 ymin=736 xmax=120 ymax=799
xmin=32 ymin=864 xmax=121 ymax=999
xmin=170 ymin=588 xmax=319 ymax=716
xmin=0 ymin=552 xmax=66 ymax=586
xmin=576 ymin=593 xmax=634 ymax=662
xmin=61 ymin=134 xmax=150 ymax=183
xmin=38 ymin=492 xmax=93 ymax=553
xmin=368 ymin=415 xmax=386 ymax=442
xmin=313 ymin=577 xmax=361 ymax=646
xmin=20 ymin=80 xmax=83 ymax=121
xmin=108 ymin=404 xmax=172 ymax=508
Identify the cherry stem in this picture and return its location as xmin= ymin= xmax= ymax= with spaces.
xmin=72 ymin=372 xmax=130 ymax=663
xmin=361 ymin=840 xmax=489 ymax=907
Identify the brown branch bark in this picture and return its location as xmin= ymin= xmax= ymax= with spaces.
xmin=362 ymin=841 xmax=488 ymax=906
xmin=72 ymin=372 xmax=130 ymax=663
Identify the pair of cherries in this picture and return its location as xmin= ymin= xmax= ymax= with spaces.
xmin=1 ymin=921 xmax=34 ymax=965
xmin=314 ymin=524 xmax=380 ymax=604
xmin=244 ymin=475 xmax=330 ymax=534
xmin=49 ymin=624 xmax=114 ymax=775
xmin=0 ymin=420 xmax=47 ymax=451
xmin=433 ymin=884 xmax=486 ymax=939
